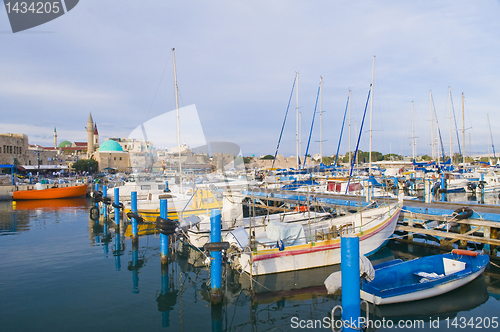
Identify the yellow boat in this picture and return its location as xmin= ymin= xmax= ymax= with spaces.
xmin=124 ymin=189 xmax=222 ymax=223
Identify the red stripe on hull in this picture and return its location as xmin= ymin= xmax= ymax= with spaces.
xmin=253 ymin=208 xmax=400 ymax=262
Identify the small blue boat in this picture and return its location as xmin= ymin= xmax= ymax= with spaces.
xmin=360 ymin=249 xmax=489 ymax=305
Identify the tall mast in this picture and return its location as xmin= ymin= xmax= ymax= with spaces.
xmin=296 ymin=72 xmax=300 ymax=168
xmin=462 ymin=92 xmax=465 ymax=171
xmin=488 ymin=113 xmax=496 ymax=160
xmin=172 ymin=48 xmax=182 ymax=193
xmin=412 ymin=101 xmax=415 ymax=167
xmin=430 ymin=90 xmax=435 ymax=161
xmin=369 ymin=56 xmax=375 ymax=173
xmin=319 ymin=77 xmax=323 ymax=162
xmin=448 ymin=87 xmax=452 ymax=162
xmin=348 ymin=89 xmax=352 ymax=167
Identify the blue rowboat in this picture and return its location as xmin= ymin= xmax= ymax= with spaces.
xmin=360 ymin=249 xmax=489 ymax=305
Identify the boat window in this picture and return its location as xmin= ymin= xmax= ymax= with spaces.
xmin=140 ymin=185 xmax=151 ymax=190
xmin=202 ymin=197 xmax=215 ymax=204
xmin=158 ymin=184 xmax=166 ymax=190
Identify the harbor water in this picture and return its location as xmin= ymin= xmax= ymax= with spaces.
xmin=1 ymin=197 xmax=500 ymax=331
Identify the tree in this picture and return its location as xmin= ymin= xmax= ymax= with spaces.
xmin=72 ymin=159 xmax=98 ymax=174
xmin=322 ymin=156 xmax=332 ymax=165
xmin=260 ymin=155 xmax=274 ymax=160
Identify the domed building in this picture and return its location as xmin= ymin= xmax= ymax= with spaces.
xmin=95 ymin=139 xmax=130 ymax=172
xmin=58 ymin=140 xmax=73 ymax=148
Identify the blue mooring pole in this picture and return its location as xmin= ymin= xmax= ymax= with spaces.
xmin=440 ymin=173 xmax=446 ymax=202
xmin=341 ymin=235 xmax=360 ymax=332
xmin=481 ymin=173 xmax=485 ymax=196
xmin=210 ymin=209 xmax=222 ymax=304
xmin=95 ymin=183 xmax=99 ymax=209
xmin=160 ymin=198 xmax=169 ymax=264
xmin=103 ymin=185 xmax=108 ymax=219
xmin=131 ymin=191 xmax=138 ymax=241
xmin=114 ymin=188 xmax=120 ymax=226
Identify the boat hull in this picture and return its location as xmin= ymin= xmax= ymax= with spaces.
xmin=13 ymin=185 xmax=88 ymax=200
xmin=239 ymin=204 xmax=401 ymax=275
xmin=361 ymin=266 xmax=486 ymax=305
xmin=360 ymin=251 xmax=490 ymax=305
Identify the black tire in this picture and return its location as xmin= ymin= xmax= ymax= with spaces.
xmin=452 ymin=207 xmax=473 ymax=220
xmin=89 ymin=206 xmax=100 ymax=221
xmin=478 ymin=183 xmax=485 ymax=190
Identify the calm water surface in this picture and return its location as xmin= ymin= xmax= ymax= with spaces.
xmin=0 ymin=197 xmax=499 ymax=331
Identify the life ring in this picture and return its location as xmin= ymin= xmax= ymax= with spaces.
xmin=452 ymin=207 xmax=473 ymax=220
xmin=89 ymin=206 xmax=100 ymax=221
xmin=451 ymin=249 xmax=479 ymax=257
xmin=294 ymin=206 xmax=308 ymax=212
xmin=478 ymin=183 xmax=485 ymax=190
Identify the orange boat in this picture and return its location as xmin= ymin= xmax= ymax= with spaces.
xmin=13 ymin=184 xmax=88 ymax=200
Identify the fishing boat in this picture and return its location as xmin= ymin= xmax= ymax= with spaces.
xmin=13 ymin=184 xmax=88 ymax=200
xmin=360 ymin=249 xmax=489 ymax=305
xmin=228 ymin=195 xmax=403 ymax=276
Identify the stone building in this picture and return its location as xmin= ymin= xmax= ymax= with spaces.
xmin=0 ymin=133 xmax=29 ymax=165
xmin=94 ymin=139 xmax=130 ymax=172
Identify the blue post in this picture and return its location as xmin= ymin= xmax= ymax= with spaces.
xmin=165 ymin=181 xmax=169 ymax=191
xmin=440 ymin=173 xmax=446 ymax=201
xmin=160 ymin=198 xmax=169 ymax=264
xmin=210 ymin=209 xmax=222 ymax=303
xmin=394 ymin=177 xmax=398 ymax=196
xmin=481 ymin=173 xmax=485 ymax=196
xmin=114 ymin=188 xmax=120 ymax=226
xmin=131 ymin=191 xmax=138 ymax=241
xmin=341 ymin=235 xmax=360 ymax=332
xmin=95 ymin=183 xmax=100 ymax=209
xmin=103 ymin=185 xmax=108 ymax=219
xmin=103 ymin=221 xmax=109 ymax=256
xmin=411 ymin=172 xmax=414 ymax=192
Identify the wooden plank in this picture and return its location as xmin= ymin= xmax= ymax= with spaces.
xmin=400 ymin=211 xmax=500 ymax=228
xmin=396 ymin=225 xmax=500 ymax=246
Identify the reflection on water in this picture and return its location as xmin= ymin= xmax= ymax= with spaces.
xmin=0 ymin=200 xmax=500 ymax=331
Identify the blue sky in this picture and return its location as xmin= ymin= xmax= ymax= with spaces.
xmin=1 ymin=1 xmax=500 ymax=158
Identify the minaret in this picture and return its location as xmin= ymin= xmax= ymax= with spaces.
xmin=93 ymin=123 xmax=99 ymax=150
xmin=54 ymin=127 xmax=57 ymax=149
xmin=86 ymin=113 xmax=94 ymax=157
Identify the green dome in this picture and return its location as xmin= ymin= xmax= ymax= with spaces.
xmin=59 ymin=140 xmax=72 ymax=148
xmin=98 ymin=140 xmax=124 ymax=152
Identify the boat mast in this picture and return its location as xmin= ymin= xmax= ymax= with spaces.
xmin=369 ymin=56 xmax=375 ymax=174
xmin=488 ymin=113 xmax=496 ymax=160
xmin=449 ymin=87 xmax=453 ymax=163
xmin=172 ymin=48 xmax=182 ymax=193
xmin=430 ymin=90 xmax=435 ymax=161
xmin=319 ymin=76 xmax=323 ymax=163
xmin=412 ymin=101 xmax=415 ymax=169
xmin=462 ymin=92 xmax=465 ymax=172
xmin=348 ymin=89 xmax=352 ymax=168
xmin=296 ymin=72 xmax=300 ymax=168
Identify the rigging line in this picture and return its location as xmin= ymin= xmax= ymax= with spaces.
xmin=333 ymin=94 xmax=350 ymax=168
xmin=302 ymin=85 xmax=321 ymax=168
xmin=145 ymin=52 xmax=172 ymax=120
xmin=449 ymin=89 xmax=462 ymax=156
xmin=431 ymin=94 xmax=447 ymax=164
xmin=346 ymin=88 xmax=371 ymax=195
xmin=271 ymin=75 xmax=297 ymax=170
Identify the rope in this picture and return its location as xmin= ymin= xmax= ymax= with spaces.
xmin=490 ymin=261 xmax=500 ymax=269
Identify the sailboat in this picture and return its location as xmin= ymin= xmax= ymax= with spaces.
xmin=227 ymin=194 xmax=403 ymax=276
